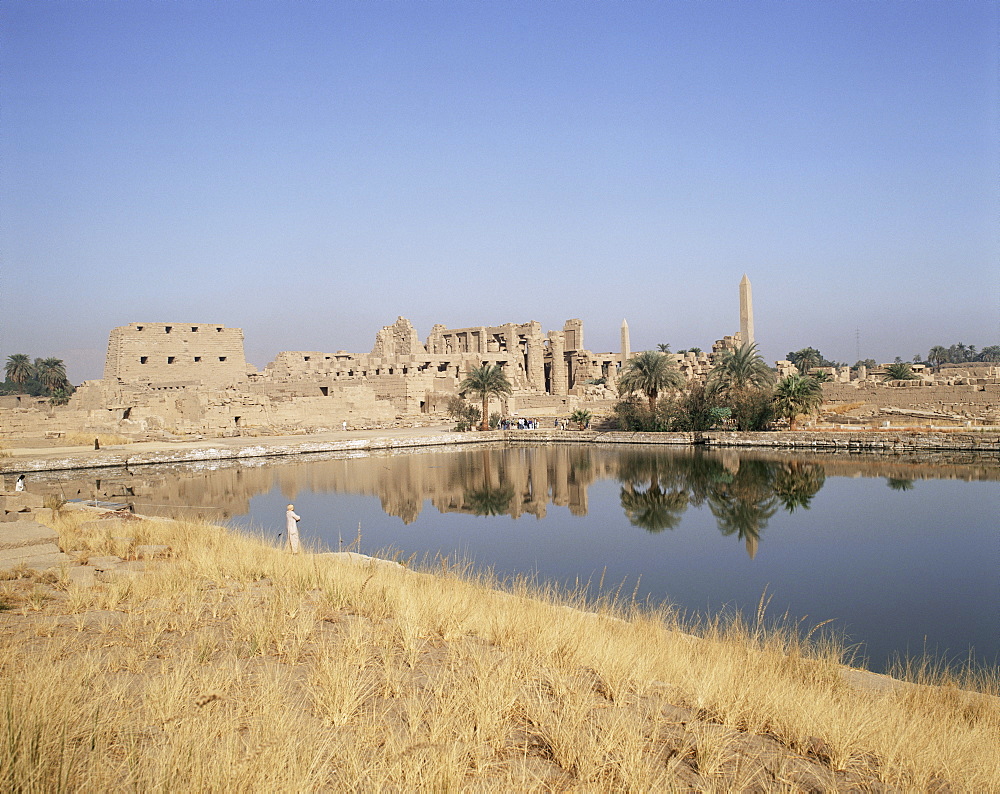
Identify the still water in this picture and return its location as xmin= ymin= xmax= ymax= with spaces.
xmin=36 ymin=443 xmax=999 ymax=673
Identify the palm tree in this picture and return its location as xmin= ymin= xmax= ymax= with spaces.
xmin=37 ymin=358 xmax=68 ymax=394
xmin=459 ymin=362 xmax=512 ymax=431
xmin=4 ymin=353 xmax=34 ymax=392
xmin=707 ymin=343 xmax=774 ymax=398
xmin=979 ymin=345 xmax=1000 ymax=363
xmin=616 ymin=350 xmax=685 ymax=413
xmin=883 ymin=362 xmax=918 ymax=381
xmin=656 ymin=343 xmax=671 ymax=352
xmin=788 ymin=347 xmax=822 ymax=374
xmin=773 ymin=374 xmax=823 ymax=430
xmin=927 ymin=346 xmax=949 ymax=371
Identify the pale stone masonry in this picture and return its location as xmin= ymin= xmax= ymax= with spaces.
xmin=739 ymin=273 xmax=754 ymax=348
xmin=103 ymin=323 xmax=248 ymax=388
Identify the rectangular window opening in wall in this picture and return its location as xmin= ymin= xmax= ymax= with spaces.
xmin=140 ymin=356 xmax=148 ymax=364
xmin=233 ymin=416 xmax=241 ymax=427
xmin=304 ymin=356 xmax=311 ymax=361
xmin=165 ymin=326 xmax=172 ymax=334
xmin=320 ymin=386 xmax=329 ymax=396
xmin=191 ymin=326 xmax=198 ymax=332
xmin=216 ymin=327 xmax=223 ymax=332
xmin=219 ymin=356 xmax=227 ymax=362
xmin=136 ymin=325 xmax=144 ymax=331
xmin=122 ymin=407 xmax=132 ymax=420
xmin=194 ymin=357 xmax=201 ymax=362
xmin=167 ymin=356 xmax=175 ymax=364
xmin=438 ymin=363 xmax=448 ymax=372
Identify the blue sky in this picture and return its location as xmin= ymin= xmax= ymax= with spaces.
xmin=2 ymin=0 xmax=997 ymax=382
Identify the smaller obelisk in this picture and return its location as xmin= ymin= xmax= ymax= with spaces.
xmin=739 ymin=274 xmax=755 ymax=347
xmin=620 ymin=319 xmax=631 ymax=362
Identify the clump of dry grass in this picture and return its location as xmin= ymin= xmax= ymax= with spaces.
xmin=1 ymin=508 xmax=997 ymax=790
xmin=823 ymin=401 xmax=866 ymax=416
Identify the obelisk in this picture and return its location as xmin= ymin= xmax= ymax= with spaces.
xmin=739 ymin=274 xmax=754 ymax=347
xmin=620 ymin=319 xmax=631 ymax=362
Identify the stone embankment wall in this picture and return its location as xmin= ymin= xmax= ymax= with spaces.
xmin=5 ymin=428 xmax=998 ymax=475
xmin=697 ymin=430 xmax=1000 ymax=452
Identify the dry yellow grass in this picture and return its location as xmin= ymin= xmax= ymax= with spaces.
xmin=1 ymin=509 xmax=997 ymax=790
xmin=822 ymin=401 xmax=866 ymax=416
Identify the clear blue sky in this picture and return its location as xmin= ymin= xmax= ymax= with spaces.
xmin=2 ymin=0 xmax=997 ymax=382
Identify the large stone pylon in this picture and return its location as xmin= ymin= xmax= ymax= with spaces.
xmin=739 ymin=274 xmax=755 ymax=348
xmin=620 ymin=319 xmax=631 ymax=362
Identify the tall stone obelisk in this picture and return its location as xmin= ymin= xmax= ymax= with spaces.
xmin=739 ymin=274 xmax=755 ymax=347
xmin=620 ymin=319 xmax=631 ymax=362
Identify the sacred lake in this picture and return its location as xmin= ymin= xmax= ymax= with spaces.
xmin=29 ymin=443 xmax=999 ymax=674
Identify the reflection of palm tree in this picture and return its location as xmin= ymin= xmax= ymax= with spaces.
xmin=464 ymin=485 xmax=515 ymax=516
xmin=886 ymin=477 xmax=914 ymax=491
xmin=772 ymin=462 xmax=826 ymax=512
xmin=708 ymin=493 xmax=777 ymax=559
xmin=620 ymin=485 xmax=688 ymax=532
xmin=707 ymin=460 xmax=778 ymax=559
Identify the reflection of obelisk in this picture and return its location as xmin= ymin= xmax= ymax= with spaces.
xmin=620 ymin=318 xmax=631 ymax=362
xmin=739 ymin=274 xmax=754 ymax=347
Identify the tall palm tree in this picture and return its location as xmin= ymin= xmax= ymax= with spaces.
xmin=927 ymin=345 xmax=949 ymax=371
xmin=459 ymin=362 xmax=512 ymax=431
xmin=4 ymin=354 xmax=34 ymax=392
xmin=773 ymin=374 xmax=823 ymax=430
xmin=707 ymin=343 xmax=774 ymax=398
xmin=37 ymin=358 xmax=68 ymax=394
xmin=616 ymin=350 xmax=685 ymax=413
xmin=656 ymin=342 xmax=671 ymax=352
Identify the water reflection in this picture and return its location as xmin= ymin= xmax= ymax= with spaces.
xmin=28 ymin=444 xmax=995 ymax=560
xmin=613 ymin=452 xmax=826 ymax=556
xmin=24 ymin=444 xmax=999 ymax=672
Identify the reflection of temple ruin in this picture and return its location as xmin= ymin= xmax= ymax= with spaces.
xmin=23 ymin=446 xmax=999 ymax=560
xmin=26 ymin=445 xmax=620 ymax=523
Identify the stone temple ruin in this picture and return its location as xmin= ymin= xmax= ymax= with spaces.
xmin=2 ymin=275 xmax=997 ymax=439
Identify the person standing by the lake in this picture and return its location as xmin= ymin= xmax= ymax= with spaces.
xmin=285 ymin=504 xmax=301 ymax=554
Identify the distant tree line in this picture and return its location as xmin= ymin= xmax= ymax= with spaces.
xmin=3 ymin=354 xmax=74 ymax=404
xmin=920 ymin=343 xmax=1000 ymax=370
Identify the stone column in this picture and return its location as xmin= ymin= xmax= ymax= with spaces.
xmin=525 ymin=322 xmax=545 ymax=391
xmin=739 ymin=274 xmax=755 ymax=348
xmin=548 ymin=330 xmax=567 ymax=395
xmin=620 ymin=318 xmax=631 ymax=363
